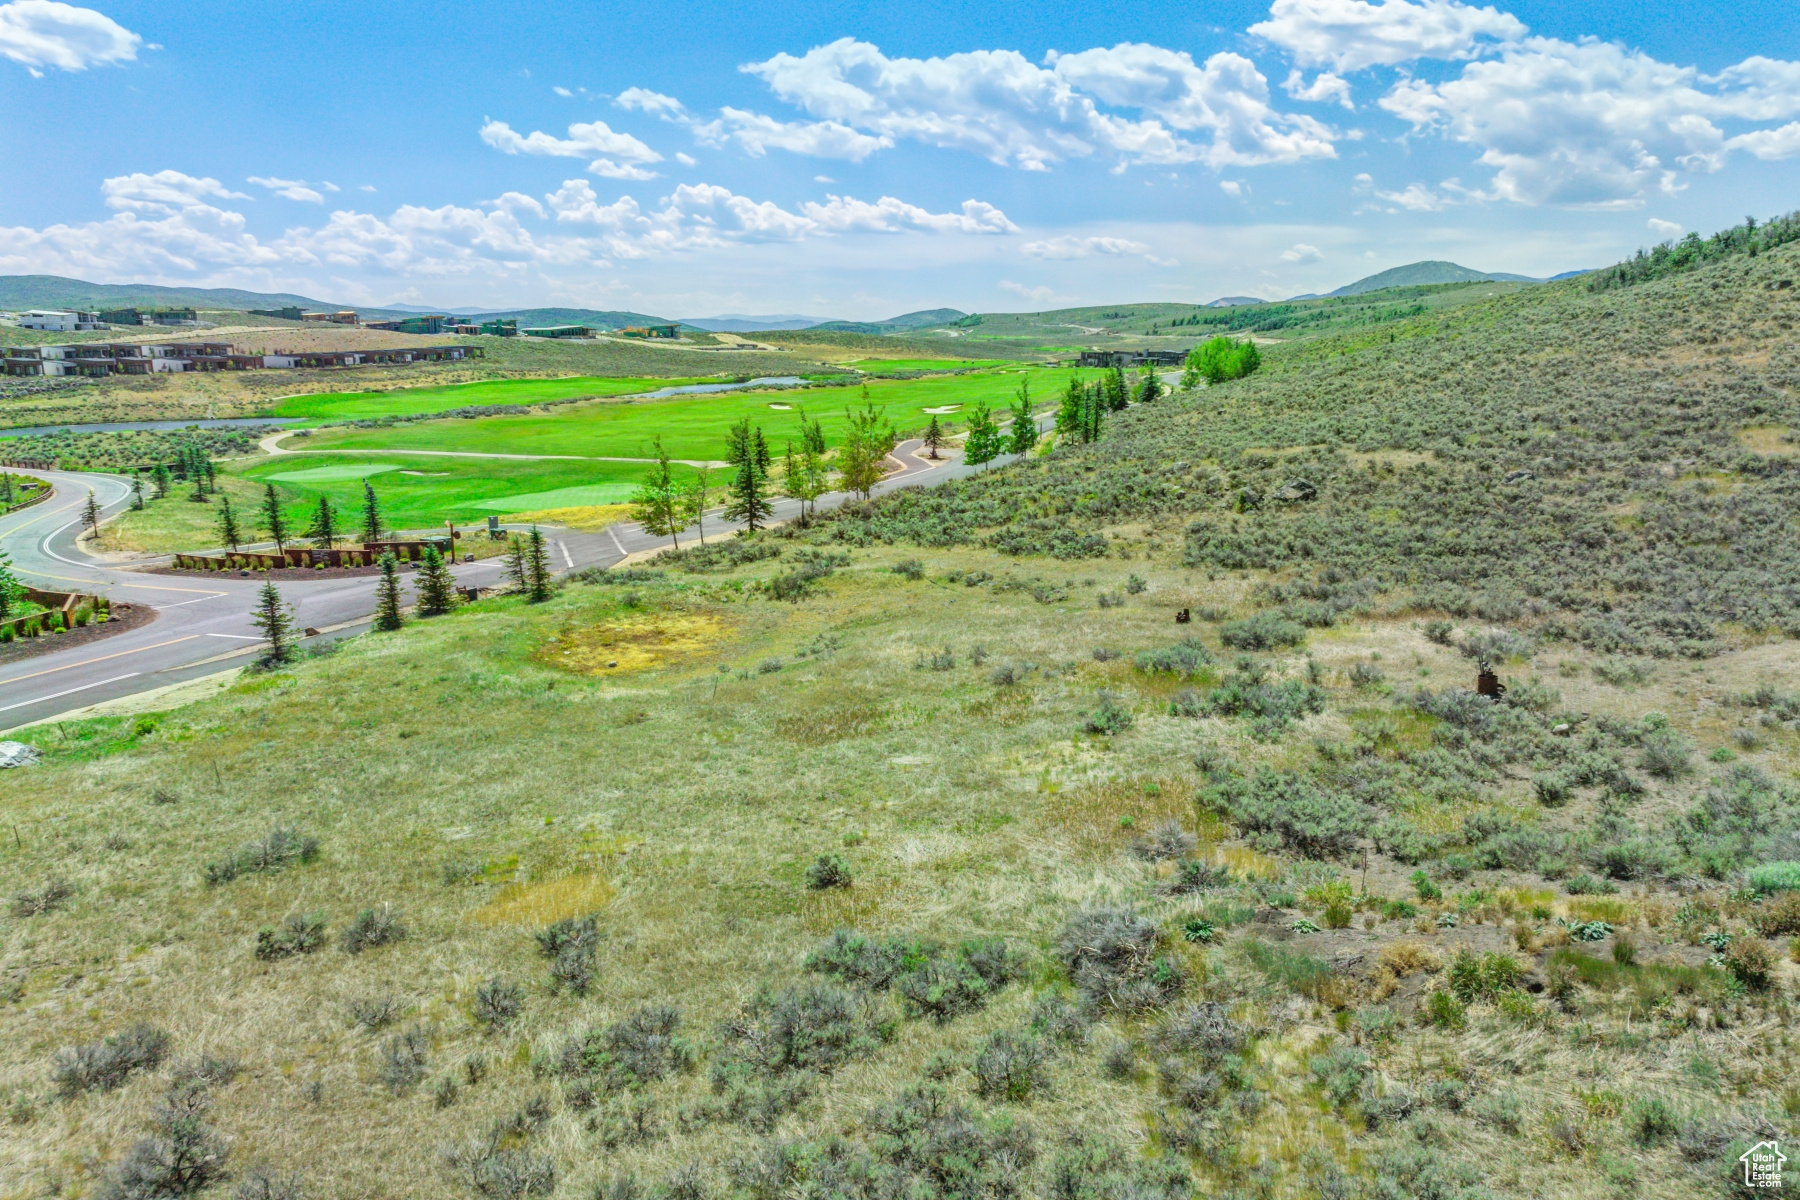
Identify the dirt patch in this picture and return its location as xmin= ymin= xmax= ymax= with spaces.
xmin=0 ymin=601 xmax=155 ymax=667
xmin=1738 ymin=425 xmax=1798 ymax=455
xmin=543 ymin=610 xmax=728 ymax=674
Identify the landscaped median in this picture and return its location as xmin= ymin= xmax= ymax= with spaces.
xmin=0 ymin=587 xmax=148 ymax=658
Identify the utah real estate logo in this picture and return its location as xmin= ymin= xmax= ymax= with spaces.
xmin=1740 ymin=1141 xmax=1785 ymax=1189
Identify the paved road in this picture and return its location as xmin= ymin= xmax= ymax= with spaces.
xmin=1 ymin=428 xmax=1025 ymax=728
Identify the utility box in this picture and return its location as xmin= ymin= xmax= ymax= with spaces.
xmin=487 ymin=515 xmax=502 ymax=540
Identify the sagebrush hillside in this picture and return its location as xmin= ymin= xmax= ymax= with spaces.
xmin=3 ymin=228 xmax=1800 ymax=1200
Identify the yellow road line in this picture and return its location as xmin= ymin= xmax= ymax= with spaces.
xmin=1 ymin=634 xmax=201 ymax=683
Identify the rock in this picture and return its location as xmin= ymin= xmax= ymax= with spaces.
xmin=0 ymin=742 xmax=41 ymax=769
xmin=1503 ymin=469 xmax=1535 ymax=484
xmin=1272 ymin=479 xmax=1317 ymax=502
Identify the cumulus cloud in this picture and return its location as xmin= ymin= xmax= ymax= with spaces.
xmin=1378 ymin=181 xmax=1450 ymax=209
xmin=479 ymin=117 xmax=663 ymax=178
xmin=0 ymin=0 xmax=140 ymax=73
xmin=675 ymin=152 xmax=698 ymax=166
xmin=702 ymin=107 xmax=892 ymax=161
xmin=1647 ymin=217 xmax=1683 ymax=236
xmin=741 ymin=37 xmax=1336 ymax=170
xmin=248 ymin=176 xmax=325 ymax=203
xmin=1251 ymin=0 xmax=1524 ymax=73
xmin=998 ymin=280 xmax=1066 ymax=305
xmin=1280 ymin=242 xmax=1322 ymax=262
xmin=1283 ymin=69 xmax=1355 ymax=108
xmin=1220 ymin=179 xmax=1248 ymax=195
xmin=617 ymin=86 xmax=684 ymax=115
xmin=1381 ymin=36 xmax=1800 ymax=206
xmin=102 ymin=171 xmax=250 ymax=212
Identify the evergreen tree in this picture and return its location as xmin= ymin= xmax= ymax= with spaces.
xmin=261 ymin=483 xmax=290 ymax=553
xmin=216 ymin=495 xmax=243 ymax=551
xmin=503 ymin=534 xmax=528 ymax=591
xmin=963 ymin=402 xmax=1001 ymax=469
xmin=922 ymin=415 xmax=945 ymax=460
xmin=415 ymin=545 xmax=457 ymax=616
xmin=359 ymin=480 xmax=383 ymax=544
xmin=152 ymin=464 xmax=171 ymax=499
xmin=1105 ymin=366 xmax=1129 ymax=411
xmin=525 ymin=526 xmax=553 ymax=603
xmin=750 ymin=426 xmax=771 ymax=475
xmin=1136 ymin=365 xmax=1163 ymax=404
xmin=82 ymin=490 xmax=102 ymax=542
xmin=1008 ymin=381 xmax=1038 ymax=456
xmin=129 ymin=472 xmax=145 ymax=510
xmin=725 ymin=416 xmax=752 ymax=469
xmin=250 ymin=580 xmax=297 ymax=665
xmin=373 ymin=553 xmax=405 ymax=631
xmin=801 ymin=410 xmax=827 ymax=456
xmin=630 ymin=435 xmax=686 ymax=549
xmin=1055 ymin=376 xmax=1084 ymax=441
xmin=724 ymin=449 xmax=773 ymax=531
xmin=1 ymin=472 xmax=13 ymax=505
xmin=203 ymin=456 xmax=217 ymax=494
xmin=189 ymin=462 xmax=208 ymax=502
xmin=307 ymin=495 xmax=339 ymax=548
xmin=0 ymin=549 xmax=19 ymax=621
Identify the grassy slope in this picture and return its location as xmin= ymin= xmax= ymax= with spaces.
xmin=271 ymin=376 xmax=719 ymax=422
xmin=7 ymin=252 xmax=1800 ymax=1200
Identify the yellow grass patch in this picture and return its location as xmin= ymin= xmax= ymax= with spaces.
xmin=1379 ymin=940 xmax=1442 ymax=976
xmin=471 ymin=873 xmax=615 ymax=927
xmin=1040 ymin=776 xmax=1195 ymax=858
xmin=1566 ymin=896 xmax=1635 ymax=924
xmin=800 ymin=877 xmax=901 ymax=934
xmin=1219 ymin=844 xmax=1280 ymax=880
xmin=545 ymin=610 xmax=728 ymax=674
xmin=508 ymin=503 xmax=634 ymax=530
xmin=1738 ymin=425 xmax=1797 ymax=455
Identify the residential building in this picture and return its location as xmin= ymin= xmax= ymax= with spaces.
xmin=522 ymin=324 xmax=593 ymax=338
xmin=18 ymin=310 xmax=103 ymax=332
xmin=2 ymin=341 xmax=481 ymax=377
xmin=1076 ymin=349 xmax=1188 ymax=368
xmin=248 ymin=306 xmax=306 ymax=321
xmin=620 ymin=323 xmax=679 ymax=339
xmin=300 ymin=310 xmax=361 ymax=325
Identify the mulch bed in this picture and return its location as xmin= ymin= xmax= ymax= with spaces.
xmin=0 ymin=601 xmax=156 ymax=666
xmin=144 ymin=562 xmax=416 ymax=581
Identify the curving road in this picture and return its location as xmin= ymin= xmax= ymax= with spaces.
xmin=1 ymin=427 xmax=1034 ymax=729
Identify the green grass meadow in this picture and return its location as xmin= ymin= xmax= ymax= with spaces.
xmin=269 ymin=375 xmax=718 ymax=422
xmin=293 ymin=366 xmax=1094 ymax=463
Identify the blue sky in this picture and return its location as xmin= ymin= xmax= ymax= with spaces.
xmin=2 ymin=0 xmax=1798 ymax=318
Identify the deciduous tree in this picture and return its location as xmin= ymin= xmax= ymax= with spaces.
xmin=630 ymin=435 xmax=686 ymax=549
xmin=963 ymin=402 xmax=1001 ymax=469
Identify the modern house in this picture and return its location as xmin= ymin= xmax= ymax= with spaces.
xmin=98 ymin=308 xmax=199 ymax=326
xmin=17 ymin=310 xmax=103 ymax=332
xmin=620 ymin=323 xmax=680 ymax=339
xmin=522 ymin=324 xmax=593 ymax=339
xmin=300 ymin=310 xmax=361 ymax=325
xmin=1076 ymin=349 xmax=1188 ymax=368
xmin=2 ymin=341 xmax=481 ymax=377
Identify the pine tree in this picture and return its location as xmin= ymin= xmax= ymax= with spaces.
xmin=203 ymin=456 xmax=217 ymax=494
xmin=503 ymin=534 xmax=528 ymax=591
xmin=152 ymin=464 xmax=171 ymax=499
xmin=922 ymin=415 xmax=945 ymax=460
xmin=307 ymin=495 xmax=339 ymax=548
xmin=1136 ymin=365 xmax=1162 ymax=404
xmin=250 ymin=580 xmax=296 ymax=665
xmin=261 ymin=483 xmax=290 ymax=553
xmin=373 ymin=553 xmax=405 ymax=631
xmin=216 ymin=495 xmax=243 ymax=551
xmin=82 ymin=490 xmax=102 ymax=542
xmin=802 ymin=411 xmax=827 ymax=456
xmin=1008 ymin=381 xmax=1038 ymax=456
xmin=723 ymin=451 xmax=773 ymax=532
xmin=750 ymin=426 xmax=771 ymax=475
xmin=1105 ymin=366 xmax=1129 ymax=411
xmin=416 ymin=545 xmax=457 ymax=616
xmin=629 ymin=435 xmax=685 ymax=549
xmin=189 ymin=462 xmax=208 ymax=502
xmin=963 ymin=402 xmax=1000 ymax=469
xmin=725 ymin=416 xmax=753 ymax=469
xmin=359 ymin=480 xmax=383 ymax=544
xmin=525 ymin=526 xmax=553 ymax=603
xmin=0 ymin=549 xmax=19 ymax=621
xmin=1 ymin=472 xmax=13 ymax=506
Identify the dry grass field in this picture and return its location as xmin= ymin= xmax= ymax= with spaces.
xmin=2 ymin=540 xmax=1795 ymax=1200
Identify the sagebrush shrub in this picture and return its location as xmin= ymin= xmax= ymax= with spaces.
xmin=971 ymin=1030 xmax=1046 ymax=1102
xmin=255 ymin=913 xmax=325 ymax=961
xmin=536 ymin=914 xmax=599 ymax=994
xmin=10 ymin=877 xmax=73 ymax=917
xmin=379 ymin=1025 xmax=430 ymax=1094
xmin=805 ymin=853 xmax=854 ymax=890
xmin=474 ymin=977 xmax=524 ymax=1032
xmin=96 ymin=1081 xmax=227 ymax=1200
xmin=340 ymin=904 xmax=405 ymax=955
xmin=51 ymin=1024 xmax=170 ymax=1097
xmin=1219 ymin=612 xmax=1305 ymax=651
xmin=1056 ymin=907 xmax=1183 ymax=1011
xmin=205 ymin=825 xmax=318 ymax=886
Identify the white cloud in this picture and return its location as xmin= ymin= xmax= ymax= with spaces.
xmin=359 ymin=184 xmax=377 ymax=193
xmin=479 ymin=117 xmax=663 ymax=178
xmin=814 ymin=174 xmax=834 ymax=183
xmin=102 ymin=171 xmax=250 ymax=212
xmin=553 ymin=86 xmax=573 ymax=98
xmin=998 ymin=280 xmax=1065 ymax=305
xmin=1021 ymin=235 xmax=1150 ymax=259
xmin=1250 ymin=0 xmax=1525 ymax=73
xmin=703 ymin=107 xmax=892 ymax=161
xmin=0 ymin=0 xmax=140 ymax=73
xmin=1376 ymin=181 xmax=1450 ymax=209
xmin=1220 ymin=179 xmax=1248 ymax=195
xmin=321 ymin=181 xmax=340 ymax=193
xmin=617 ymin=86 xmax=684 ymax=115
xmin=742 ymin=37 xmax=1335 ymax=170
xmin=247 ymin=176 xmax=325 ymax=203
xmin=1647 ymin=217 xmax=1682 ymax=236
xmin=676 ymin=152 xmax=698 ymax=166
xmin=1381 ymin=37 xmax=1800 ymax=207
xmin=1280 ymin=242 xmax=1322 ymax=262
xmin=1726 ymin=121 xmax=1800 ymax=160
xmin=1283 ymin=69 xmax=1355 ymax=108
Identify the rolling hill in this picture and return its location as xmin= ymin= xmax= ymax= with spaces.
xmin=1327 ymin=260 xmax=1540 ymax=296
xmin=0 ymin=274 xmax=394 ymax=316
